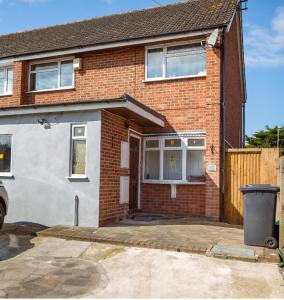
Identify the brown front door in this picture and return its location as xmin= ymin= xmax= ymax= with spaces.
xmin=129 ymin=136 xmax=140 ymax=210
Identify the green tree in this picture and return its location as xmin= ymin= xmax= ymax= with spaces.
xmin=246 ymin=126 xmax=284 ymax=156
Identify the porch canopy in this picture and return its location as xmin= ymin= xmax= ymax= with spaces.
xmin=0 ymin=94 xmax=165 ymax=128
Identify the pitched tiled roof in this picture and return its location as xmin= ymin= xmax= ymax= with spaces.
xmin=0 ymin=0 xmax=238 ymax=59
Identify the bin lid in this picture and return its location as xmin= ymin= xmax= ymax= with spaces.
xmin=240 ymin=184 xmax=280 ymax=193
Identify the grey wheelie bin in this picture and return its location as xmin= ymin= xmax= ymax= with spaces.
xmin=240 ymin=184 xmax=279 ymax=249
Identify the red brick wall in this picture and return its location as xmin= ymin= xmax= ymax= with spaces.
xmin=141 ymin=184 xmax=206 ymax=217
xmin=99 ymin=110 xmax=141 ymax=225
xmin=0 ymin=31 xmax=244 ymax=221
xmin=0 ymin=61 xmax=28 ymax=106
xmin=140 ymin=46 xmax=222 ymax=220
xmin=224 ymin=11 xmax=245 ymax=148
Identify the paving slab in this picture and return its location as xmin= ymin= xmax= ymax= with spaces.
xmin=20 ymin=238 xmax=91 ymax=258
xmin=211 ymin=245 xmax=256 ymax=257
xmin=209 ymin=245 xmax=257 ymax=262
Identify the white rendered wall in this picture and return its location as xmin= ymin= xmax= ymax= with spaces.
xmin=0 ymin=110 xmax=101 ymax=227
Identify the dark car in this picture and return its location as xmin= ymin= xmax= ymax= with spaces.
xmin=0 ymin=181 xmax=8 ymax=229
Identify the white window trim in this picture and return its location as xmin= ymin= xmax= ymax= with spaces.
xmin=28 ymin=57 xmax=75 ymax=92
xmin=0 ymin=66 xmax=13 ymax=96
xmin=143 ymin=136 xmax=206 ymax=185
xmin=0 ymin=134 xmax=13 ymax=177
xmin=70 ymin=124 xmax=87 ymax=178
xmin=144 ymin=40 xmax=207 ymax=82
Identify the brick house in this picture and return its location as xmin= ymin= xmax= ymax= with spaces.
xmin=0 ymin=0 xmax=246 ymax=227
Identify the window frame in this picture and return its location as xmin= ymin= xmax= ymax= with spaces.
xmin=0 ymin=66 xmax=13 ymax=96
xmin=144 ymin=41 xmax=207 ymax=82
xmin=186 ymin=145 xmax=206 ymax=181
xmin=0 ymin=134 xmax=13 ymax=177
xmin=28 ymin=58 xmax=75 ymax=92
xmin=70 ymin=124 xmax=87 ymax=178
xmin=144 ymin=139 xmax=161 ymax=181
xmin=143 ymin=136 xmax=206 ymax=184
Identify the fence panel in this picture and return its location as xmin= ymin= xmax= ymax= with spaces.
xmin=224 ymin=148 xmax=279 ymax=225
xmin=280 ymin=157 xmax=284 ymax=251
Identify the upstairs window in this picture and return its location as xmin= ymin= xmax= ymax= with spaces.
xmin=29 ymin=59 xmax=74 ymax=92
xmin=0 ymin=66 xmax=13 ymax=95
xmin=146 ymin=42 xmax=206 ymax=80
xmin=144 ymin=136 xmax=206 ymax=183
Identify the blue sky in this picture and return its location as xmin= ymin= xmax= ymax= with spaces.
xmin=0 ymin=0 xmax=283 ymax=136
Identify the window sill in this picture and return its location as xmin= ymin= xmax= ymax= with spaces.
xmin=0 ymin=94 xmax=12 ymax=97
xmin=0 ymin=173 xmax=14 ymax=179
xmin=143 ymin=74 xmax=206 ymax=83
xmin=142 ymin=180 xmax=206 ymax=185
xmin=26 ymin=87 xmax=75 ymax=94
xmin=66 ymin=176 xmax=89 ymax=182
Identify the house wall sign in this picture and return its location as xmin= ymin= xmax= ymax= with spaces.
xmin=208 ymin=164 xmax=217 ymax=172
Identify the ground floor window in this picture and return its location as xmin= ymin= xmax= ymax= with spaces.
xmin=71 ymin=124 xmax=87 ymax=176
xmin=144 ymin=135 xmax=206 ymax=183
xmin=0 ymin=135 xmax=12 ymax=174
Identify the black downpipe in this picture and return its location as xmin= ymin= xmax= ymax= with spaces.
xmin=242 ymin=103 xmax=246 ymax=146
xmin=220 ymin=27 xmax=226 ymax=222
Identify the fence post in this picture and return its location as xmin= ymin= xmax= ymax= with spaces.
xmin=280 ymin=157 xmax=284 ymax=251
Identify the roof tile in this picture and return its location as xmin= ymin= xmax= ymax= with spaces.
xmin=0 ymin=0 xmax=238 ymax=59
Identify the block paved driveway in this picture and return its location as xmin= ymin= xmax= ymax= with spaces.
xmin=0 ymin=225 xmax=283 ymax=298
xmin=39 ymin=217 xmax=279 ymax=263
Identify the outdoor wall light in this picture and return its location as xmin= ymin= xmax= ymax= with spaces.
xmin=124 ymin=119 xmax=136 ymax=128
xmin=37 ymin=118 xmax=48 ymax=125
xmin=38 ymin=118 xmax=51 ymax=129
xmin=210 ymin=144 xmax=216 ymax=154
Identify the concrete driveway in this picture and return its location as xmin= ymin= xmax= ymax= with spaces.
xmin=0 ymin=231 xmax=283 ymax=298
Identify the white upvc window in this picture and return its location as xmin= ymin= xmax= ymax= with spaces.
xmin=143 ymin=136 xmax=206 ymax=184
xmin=0 ymin=66 xmax=13 ymax=96
xmin=70 ymin=124 xmax=87 ymax=177
xmin=0 ymin=134 xmax=12 ymax=176
xmin=29 ymin=59 xmax=74 ymax=92
xmin=145 ymin=41 xmax=206 ymax=81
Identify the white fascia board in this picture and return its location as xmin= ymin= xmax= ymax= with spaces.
xmin=0 ymin=29 xmax=215 ymax=64
xmin=0 ymin=60 xmax=14 ymax=67
xmin=226 ymin=0 xmax=240 ymax=33
xmin=0 ymin=102 xmax=124 ymax=116
xmin=0 ymin=100 xmax=165 ymax=127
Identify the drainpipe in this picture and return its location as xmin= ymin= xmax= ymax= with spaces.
xmin=242 ymin=102 xmax=246 ymax=146
xmin=220 ymin=27 xmax=226 ymax=222
xmin=74 ymin=195 xmax=79 ymax=226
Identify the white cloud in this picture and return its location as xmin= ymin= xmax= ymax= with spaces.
xmin=245 ymin=6 xmax=284 ymax=68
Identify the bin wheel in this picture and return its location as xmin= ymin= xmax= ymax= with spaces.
xmin=264 ymin=237 xmax=278 ymax=249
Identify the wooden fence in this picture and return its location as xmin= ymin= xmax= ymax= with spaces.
xmin=280 ymin=157 xmax=284 ymax=251
xmin=224 ymin=148 xmax=279 ymax=225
